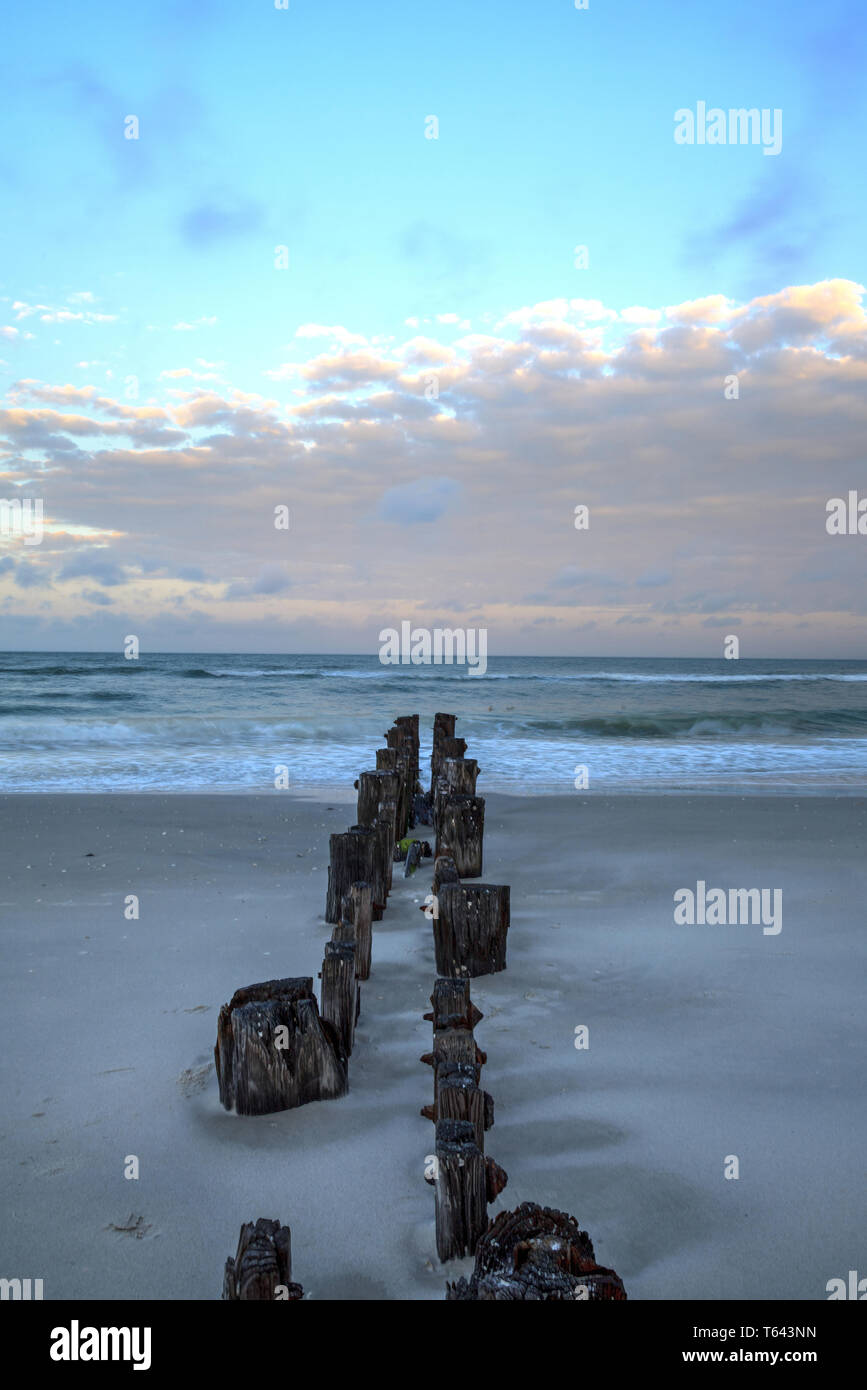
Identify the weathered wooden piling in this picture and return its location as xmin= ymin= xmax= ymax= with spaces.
xmin=215 ymin=978 xmax=347 ymax=1114
xmin=222 ymin=1219 xmax=303 ymax=1301
xmin=433 ymin=882 xmax=509 ymax=978
xmin=383 ymin=723 xmax=417 ymax=835
xmin=379 ymin=798 xmax=398 ymax=892
xmin=330 ymin=916 xmax=362 ymax=1029
xmin=320 ymin=940 xmax=357 ymax=1057
xmin=399 ymin=739 xmax=416 ymax=834
xmin=423 ymin=976 xmax=483 ymax=1033
xmin=340 ymin=882 xmax=372 ymax=980
xmin=441 ymin=756 xmax=479 ymax=797
xmin=445 ymin=1203 xmax=627 ymax=1300
xmin=433 ymin=757 xmax=479 ymax=837
xmin=356 ymin=769 xmax=400 ymax=829
xmin=393 ymin=714 xmax=420 ymax=783
xmin=434 ymin=1118 xmax=488 ymax=1262
xmin=432 ymin=852 xmax=460 ymax=894
xmin=370 ymin=812 xmax=394 ymax=913
xmin=326 ymin=825 xmax=379 ymax=923
xmin=439 ymin=735 xmax=468 ymax=763
xmin=422 ymin=1025 xmax=485 ymax=1095
xmin=436 ymin=794 xmax=485 ymax=877
xmin=421 ymin=977 xmax=497 ymax=1169
xmin=430 ymin=712 xmax=457 ymax=792
xmin=435 ymin=1063 xmax=492 ymax=1149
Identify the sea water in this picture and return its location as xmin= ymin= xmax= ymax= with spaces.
xmin=0 ymin=652 xmax=865 ymax=794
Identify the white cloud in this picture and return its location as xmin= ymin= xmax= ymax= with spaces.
xmin=295 ymin=324 xmax=368 ymax=347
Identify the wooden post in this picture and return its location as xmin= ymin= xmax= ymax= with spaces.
xmin=422 ymin=1025 xmax=483 ymax=1084
xmin=325 ymin=825 xmax=378 ymax=924
xmin=370 ymin=813 xmax=394 ymax=916
xmin=445 ymin=1202 xmax=627 ymax=1301
xmin=436 ymin=1064 xmax=491 ymax=1149
xmin=433 ymin=882 xmax=509 ymax=977
xmin=424 ymin=977 xmax=483 ymax=1033
xmin=397 ymin=736 xmax=415 ymax=835
xmin=340 ymin=882 xmax=372 ymax=980
xmin=433 ymin=758 xmax=479 ymax=838
xmin=436 ymin=793 xmax=485 ymax=876
xmin=379 ymin=797 xmax=398 ymax=891
xmin=215 ymin=978 xmax=347 ymax=1114
xmin=421 ymin=1025 xmax=488 ymax=1121
xmin=434 ymin=1118 xmax=488 ymax=1262
xmin=375 ymin=747 xmax=398 ymax=772
xmin=330 ymin=919 xmax=362 ymax=1028
xmin=356 ymin=770 xmax=400 ymax=828
xmin=222 ymin=1219 xmax=303 ymax=1301
xmin=439 ymin=736 xmax=468 ymax=762
xmin=432 ymin=853 xmax=461 ymax=895
xmin=393 ymin=714 xmax=420 ymax=784
xmin=442 ymin=756 xmax=478 ymax=795
xmin=430 ymin=712 xmax=457 ymax=793
xmin=320 ymin=940 xmax=357 ymax=1057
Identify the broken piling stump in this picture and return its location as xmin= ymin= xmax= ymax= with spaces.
xmin=215 ymin=978 xmax=347 ymax=1115
xmin=222 ymin=1219 xmax=303 ymax=1300
xmin=445 ymin=1202 xmax=627 ymax=1300
xmin=433 ymin=882 xmax=510 ymax=978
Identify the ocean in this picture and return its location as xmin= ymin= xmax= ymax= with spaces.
xmin=1 ymin=651 xmax=866 ymax=795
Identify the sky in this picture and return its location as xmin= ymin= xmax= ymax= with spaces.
xmin=1 ymin=0 xmax=865 ymax=656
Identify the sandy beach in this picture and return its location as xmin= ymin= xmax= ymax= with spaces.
xmin=1 ymin=789 xmax=864 ymax=1301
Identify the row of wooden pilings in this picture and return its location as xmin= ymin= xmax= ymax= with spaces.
xmin=217 ymin=714 xmax=421 ymax=1298
xmin=217 ymin=711 xmax=626 ymax=1300
xmin=424 ymin=716 xmax=626 ymax=1297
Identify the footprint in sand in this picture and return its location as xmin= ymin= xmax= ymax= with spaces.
xmin=177 ymin=1063 xmax=213 ymax=1096
xmin=106 ymin=1214 xmax=153 ymax=1240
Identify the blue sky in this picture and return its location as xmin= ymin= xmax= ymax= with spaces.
xmin=1 ymin=0 xmax=865 ymax=654
xmin=2 ymin=0 xmax=863 ymax=394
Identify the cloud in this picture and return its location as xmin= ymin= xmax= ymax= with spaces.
xmin=13 ymin=562 xmax=45 ymax=588
xmin=225 ymin=565 xmax=292 ymax=599
xmin=295 ymin=324 xmax=368 ymax=347
xmin=12 ymin=299 xmax=116 ymax=325
xmin=3 ymin=278 xmax=867 ymax=654
xmin=172 ymin=316 xmax=218 ymax=332
xmin=375 ymin=476 xmax=462 ymax=524
xmin=57 ymin=550 xmax=128 ymax=586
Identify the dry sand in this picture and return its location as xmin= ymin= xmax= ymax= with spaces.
xmin=1 ymin=791 xmax=864 ymax=1300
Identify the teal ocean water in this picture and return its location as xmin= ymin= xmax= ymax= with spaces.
xmin=1 ymin=652 xmax=866 ymax=794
